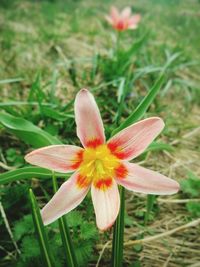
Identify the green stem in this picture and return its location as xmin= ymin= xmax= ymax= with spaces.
xmin=52 ymin=174 xmax=78 ymax=267
xmin=144 ymin=195 xmax=156 ymax=225
xmin=115 ymin=31 xmax=122 ymax=61
xmin=29 ymin=189 xmax=55 ymax=267
xmin=111 ymin=186 xmax=125 ymax=267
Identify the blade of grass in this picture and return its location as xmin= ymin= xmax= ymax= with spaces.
xmin=0 ymin=112 xmax=62 ymax=147
xmin=52 ymin=175 xmax=78 ymax=267
xmin=144 ymin=195 xmax=156 ymax=225
xmin=0 ymin=166 xmax=68 ymax=185
xmin=111 ymin=186 xmax=125 ymax=267
xmin=49 ymin=69 xmax=58 ymax=104
xmin=0 ymin=101 xmax=56 ymax=107
xmin=0 ymin=77 xmax=23 ymax=84
xmin=29 ymin=189 xmax=55 ymax=267
xmin=112 ymin=74 xmax=165 ymax=136
xmin=114 ymin=77 xmax=126 ymax=126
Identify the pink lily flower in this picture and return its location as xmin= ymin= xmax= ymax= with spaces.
xmin=105 ymin=6 xmax=141 ymax=31
xmin=25 ymin=89 xmax=179 ymax=231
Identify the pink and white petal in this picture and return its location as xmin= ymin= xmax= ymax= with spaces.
xmin=91 ymin=180 xmax=120 ymax=231
xmin=121 ymin=7 xmax=131 ymax=19
xmin=25 ymin=145 xmax=83 ymax=173
xmin=75 ymin=89 xmax=105 ymax=148
xmin=128 ymin=14 xmax=141 ymax=27
xmin=128 ymin=24 xmax=138 ymax=30
xmin=116 ymin=162 xmax=180 ymax=195
xmin=110 ymin=6 xmax=120 ymax=22
xmin=108 ymin=117 xmax=165 ymax=160
xmin=41 ymin=172 xmax=90 ymax=225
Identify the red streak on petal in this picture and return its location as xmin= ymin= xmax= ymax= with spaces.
xmin=115 ymin=164 xmax=127 ymax=179
xmin=107 ymin=142 xmax=126 ymax=159
xmin=86 ymin=138 xmax=102 ymax=148
xmin=94 ymin=178 xmax=113 ymax=190
xmin=76 ymin=174 xmax=90 ymax=188
xmin=71 ymin=150 xmax=83 ymax=169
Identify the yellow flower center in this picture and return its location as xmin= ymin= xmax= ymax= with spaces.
xmin=78 ymin=144 xmax=120 ymax=189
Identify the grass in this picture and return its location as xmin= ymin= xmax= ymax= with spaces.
xmin=0 ymin=0 xmax=200 ymax=266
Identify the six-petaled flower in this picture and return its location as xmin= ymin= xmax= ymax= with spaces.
xmin=25 ymin=89 xmax=179 ymax=231
xmin=105 ymin=6 xmax=141 ymax=31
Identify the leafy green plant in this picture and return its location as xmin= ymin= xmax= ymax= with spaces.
xmin=181 ymin=172 xmax=200 ymax=218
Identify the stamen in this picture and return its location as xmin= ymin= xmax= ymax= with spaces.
xmin=78 ymin=144 xmax=121 ymax=190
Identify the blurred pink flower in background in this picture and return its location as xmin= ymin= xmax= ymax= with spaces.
xmin=106 ymin=6 xmax=141 ymax=31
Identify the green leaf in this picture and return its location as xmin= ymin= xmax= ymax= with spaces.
xmin=133 ymin=244 xmax=143 ymax=252
xmin=80 ymin=222 xmax=98 ymax=240
xmin=75 ymin=241 xmax=93 ymax=267
xmin=0 ymin=112 xmax=62 ymax=148
xmin=119 ymin=33 xmax=148 ymax=72
xmin=66 ymin=211 xmax=84 ymax=228
xmin=0 ymin=166 xmax=68 ymax=185
xmin=0 ymin=77 xmax=23 ymax=84
xmin=117 ymin=77 xmax=126 ymax=103
xmin=21 ymin=235 xmax=41 ymax=260
xmin=29 ymin=189 xmax=55 ymax=267
xmin=144 ymin=141 xmax=174 ymax=154
xmin=124 ymin=32 xmax=148 ymax=58
xmin=144 ymin=195 xmax=156 ymax=225
xmin=41 ymin=106 xmax=74 ymax=121
xmin=181 ymin=171 xmax=200 ymax=197
xmin=186 ymin=202 xmax=200 ymax=217
xmin=52 ymin=175 xmax=78 ymax=267
xmin=14 ymin=214 xmax=34 ymax=241
xmin=112 ymin=74 xmax=165 ymax=135
xmin=0 ymin=101 xmax=56 ymax=107
xmin=111 ymin=186 xmax=125 ymax=267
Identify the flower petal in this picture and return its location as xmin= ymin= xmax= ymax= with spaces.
xmin=115 ymin=162 xmax=180 ymax=195
xmin=75 ymin=89 xmax=105 ymax=148
xmin=91 ymin=179 xmax=120 ymax=231
xmin=41 ymin=172 xmax=90 ymax=225
xmin=128 ymin=14 xmax=141 ymax=29
xmin=110 ymin=6 xmax=119 ymax=22
xmin=108 ymin=117 xmax=165 ymax=160
xmin=25 ymin=145 xmax=83 ymax=173
xmin=121 ymin=7 xmax=131 ymax=19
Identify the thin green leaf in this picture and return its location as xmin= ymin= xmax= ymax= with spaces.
xmin=29 ymin=189 xmax=55 ymax=267
xmin=111 ymin=186 xmax=125 ymax=267
xmin=49 ymin=69 xmax=58 ymax=104
xmin=0 ymin=101 xmax=56 ymax=107
xmin=144 ymin=195 xmax=156 ymax=225
xmin=125 ymin=32 xmax=148 ymax=58
xmin=0 ymin=77 xmax=23 ymax=84
xmin=144 ymin=141 xmax=174 ymax=154
xmin=112 ymin=74 xmax=165 ymax=135
xmin=120 ymin=32 xmax=148 ymax=73
xmin=114 ymin=77 xmax=127 ymax=126
xmin=0 ymin=166 xmax=68 ymax=185
xmin=52 ymin=175 xmax=78 ymax=267
xmin=41 ymin=106 xmax=74 ymax=121
xmin=0 ymin=112 xmax=62 ymax=147
xmin=117 ymin=77 xmax=126 ymax=103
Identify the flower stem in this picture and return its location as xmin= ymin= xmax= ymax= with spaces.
xmin=144 ymin=195 xmax=156 ymax=225
xmin=111 ymin=186 xmax=125 ymax=267
xmin=52 ymin=174 xmax=78 ymax=267
xmin=29 ymin=189 xmax=55 ymax=267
